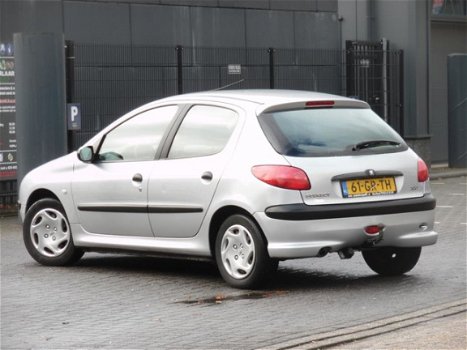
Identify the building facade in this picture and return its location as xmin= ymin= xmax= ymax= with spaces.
xmin=0 ymin=0 xmax=466 ymax=176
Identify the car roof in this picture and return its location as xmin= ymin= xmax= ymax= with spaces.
xmin=156 ymin=89 xmax=370 ymax=113
xmin=126 ymin=89 xmax=369 ymax=119
xmin=161 ymin=89 xmax=358 ymax=104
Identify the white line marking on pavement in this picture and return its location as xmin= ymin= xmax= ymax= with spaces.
xmin=434 ymin=221 xmax=441 ymax=224
xmin=431 ymin=182 xmax=445 ymax=185
xmin=449 ymin=193 xmax=465 ymax=196
xmin=460 ymin=223 xmax=467 ymax=225
xmin=436 ymin=205 xmax=453 ymax=208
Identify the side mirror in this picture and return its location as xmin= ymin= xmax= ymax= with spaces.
xmin=77 ymin=146 xmax=94 ymax=163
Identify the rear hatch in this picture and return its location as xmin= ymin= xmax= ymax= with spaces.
xmin=257 ymin=101 xmax=428 ymax=206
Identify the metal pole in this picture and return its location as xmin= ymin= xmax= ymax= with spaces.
xmin=382 ymin=38 xmax=389 ymax=123
xmin=345 ymin=41 xmax=353 ymax=97
xmin=176 ymin=45 xmax=183 ymax=95
xmin=65 ymin=40 xmax=75 ymax=152
xmin=399 ymin=50 xmax=405 ymax=137
xmin=268 ymin=48 xmax=275 ymax=89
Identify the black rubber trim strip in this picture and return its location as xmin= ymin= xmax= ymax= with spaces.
xmin=147 ymin=206 xmax=203 ymax=213
xmin=78 ymin=205 xmax=147 ymax=213
xmin=265 ymin=194 xmax=436 ymax=221
xmin=78 ymin=205 xmax=203 ymax=214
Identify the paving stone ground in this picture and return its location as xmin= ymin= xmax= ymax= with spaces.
xmin=1 ymin=176 xmax=466 ymax=349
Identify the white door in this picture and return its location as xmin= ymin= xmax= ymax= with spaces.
xmin=72 ymin=105 xmax=179 ymax=236
xmin=148 ymin=105 xmax=240 ymax=238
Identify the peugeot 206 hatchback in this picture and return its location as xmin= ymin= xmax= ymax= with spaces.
xmin=19 ymin=90 xmax=437 ymax=288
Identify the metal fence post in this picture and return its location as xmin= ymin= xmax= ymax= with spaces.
xmin=345 ymin=41 xmax=353 ymax=97
xmin=399 ymin=50 xmax=404 ymax=137
xmin=268 ymin=47 xmax=275 ymax=89
xmin=65 ymin=40 xmax=75 ymax=152
xmin=176 ymin=45 xmax=183 ymax=94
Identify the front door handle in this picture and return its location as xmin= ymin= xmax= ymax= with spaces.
xmin=201 ymin=171 xmax=213 ymax=181
xmin=132 ymin=173 xmax=143 ymax=192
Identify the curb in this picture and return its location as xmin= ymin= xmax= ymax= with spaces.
xmin=259 ymin=299 xmax=467 ymax=350
xmin=430 ymin=170 xmax=467 ymax=180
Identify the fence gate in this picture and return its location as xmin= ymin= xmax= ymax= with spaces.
xmin=346 ymin=40 xmax=404 ymax=135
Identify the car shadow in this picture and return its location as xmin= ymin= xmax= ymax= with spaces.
xmin=271 ymin=265 xmax=421 ymax=291
xmin=73 ymin=253 xmax=422 ymax=295
xmin=76 ymin=253 xmax=220 ymax=279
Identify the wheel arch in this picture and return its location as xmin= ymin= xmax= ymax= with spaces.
xmin=26 ymin=189 xmax=60 ymax=213
xmin=208 ymin=205 xmax=269 ymax=258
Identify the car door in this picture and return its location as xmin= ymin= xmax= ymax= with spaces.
xmin=147 ymin=104 xmax=240 ymax=238
xmin=72 ymin=105 xmax=179 ymax=237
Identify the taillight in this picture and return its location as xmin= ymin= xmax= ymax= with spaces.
xmin=305 ymin=100 xmax=335 ymax=108
xmin=417 ymin=159 xmax=429 ymax=182
xmin=251 ymin=165 xmax=311 ymax=190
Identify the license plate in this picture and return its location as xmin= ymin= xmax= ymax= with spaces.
xmin=341 ymin=177 xmax=396 ymax=198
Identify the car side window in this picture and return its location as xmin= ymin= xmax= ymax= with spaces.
xmin=98 ymin=105 xmax=178 ymax=162
xmin=168 ymin=105 xmax=239 ymax=159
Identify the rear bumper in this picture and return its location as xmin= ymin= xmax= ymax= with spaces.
xmin=265 ymin=194 xmax=436 ymax=220
xmin=255 ymin=195 xmax=438 ymax=259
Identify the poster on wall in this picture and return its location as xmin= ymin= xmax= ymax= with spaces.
xmin=0 ymin=43 xmax=17 ymax=180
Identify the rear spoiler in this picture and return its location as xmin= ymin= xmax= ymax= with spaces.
xmin=257 ymin=99 xmax=370 ymax=115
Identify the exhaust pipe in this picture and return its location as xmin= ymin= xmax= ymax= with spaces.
xmin=338 ymin=247 xmax=354 ymax=259
xmin=317 ymin=247 xmax=331 ymax=257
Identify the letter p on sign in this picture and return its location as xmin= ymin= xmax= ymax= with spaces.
xmin=71 ymin=106 xmax=78 ymax=121
xmin=67 ymin=103 xmax=81 ymax=130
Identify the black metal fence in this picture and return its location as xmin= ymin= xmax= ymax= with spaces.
xmin=0 ymin=41 xmax=404 ymax=214
xmin=0 ymin=180 xmax=17 ymax=214
xmin=346 ymin=40 xmax=404 ymax=134
xmin=67 ymin=42 xmax=404 ymax=149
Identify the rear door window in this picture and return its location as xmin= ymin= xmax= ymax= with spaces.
xmin=168 ymin=105 xmax=238 ymax=159
xmin=258 ymin=108 xmax=407 ymax=157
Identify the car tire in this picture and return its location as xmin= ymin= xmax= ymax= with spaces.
xmin=362 ymin=247 xmax=421 ymax=276
xmin=23 ymin=198 xmax=84 ymax=266
xmin=215 ymin=214 xmax=277 ymax=289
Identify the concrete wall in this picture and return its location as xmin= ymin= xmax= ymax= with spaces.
xmin=0 ymin=0 xmax=63 ymax=41
xmin=430 ymin=20 xmax=467 ymax=163
xmin=372 ymin=0 xmax=431 ymax=139
xmin=1 ymin=0 xmax=339 ymax=49
xmin=337 ymin=0 xmax=372 ymax=44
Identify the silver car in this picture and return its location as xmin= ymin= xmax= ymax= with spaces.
xmin=19 ymin=90 xmax=437 ymax=288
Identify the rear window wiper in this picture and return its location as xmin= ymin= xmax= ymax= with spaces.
xmin=352 ymin=140 xmax=401 ymax=151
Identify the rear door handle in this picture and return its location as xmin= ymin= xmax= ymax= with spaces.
xmin=201 ymin=171 xmax=213 ymax=181
xmin=132 ymin=173 xmax=143 ymax=182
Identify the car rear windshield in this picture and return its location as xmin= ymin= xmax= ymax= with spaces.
xmin=258 ymin=108 xmax=407 ymax=157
